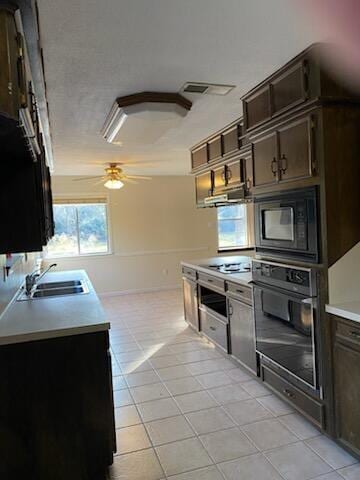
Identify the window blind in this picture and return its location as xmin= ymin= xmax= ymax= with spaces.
xmin=53 ymin=197 xmax=107 ymax=205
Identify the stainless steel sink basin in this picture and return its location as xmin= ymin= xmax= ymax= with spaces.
xmin=36 ymin=280 xmax=82 ymax=290
xmin=32 ymin=286 xmax=86 ymax=298
xmin=17 ymin=279 xmax=89 ymax=301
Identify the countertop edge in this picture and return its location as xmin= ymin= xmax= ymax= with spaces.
xmin=325 ymin=304 xmax=360 ymax=324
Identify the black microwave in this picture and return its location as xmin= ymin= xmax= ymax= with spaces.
xmin=254 ymin=187 xmax=319 ymax=263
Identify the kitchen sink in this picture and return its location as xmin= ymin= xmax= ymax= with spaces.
xmin=17 ymin=280 xmax=89 ymax=301
xmin=36 ymin=280 xmax=82 ymax=290
xmin=32 ymin=286 xmax=86 ymax=298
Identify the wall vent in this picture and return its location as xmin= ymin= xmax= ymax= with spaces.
xmin=182 ymin=82 xmax=235 ymax=96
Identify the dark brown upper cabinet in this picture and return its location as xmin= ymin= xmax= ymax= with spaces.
xmin=243 ymin=86 xmax=271 ymax=131
xmin=271 ymin=60 xmax=308 ymax=116
xmin=191 ymin=144 xmax=208 ymax=170
xmin=222 ymin=125 xmax=239 ymax=156
xmin=213 ymin=165 xmax=226 ymax=194
xmin=195 ymin=171 xmax=212 ymax=207
xmin=226 ymin=158 xmax=243 ymax=190
xmin=208 ymin=136 xmax=222 ymax=162
xmin=0 ymin=7 xmax=23 ymax=124
xmin=252 ymin=132 xmax=278 ymax=188
xmin=277 ymin=116 xmax=314 ymax=182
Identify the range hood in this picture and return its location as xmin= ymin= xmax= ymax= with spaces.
xmin=204 ymin=186 xmax=246 ymax=206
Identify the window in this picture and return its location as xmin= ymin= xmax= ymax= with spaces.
xmin=46 ymin=199 xmax=109 ymax=257
xmin=217 ymin=204 xmax=249 ymax=250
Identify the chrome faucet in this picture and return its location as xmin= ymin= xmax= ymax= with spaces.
xmin=25 ymin=263 xmax=57 ymax=296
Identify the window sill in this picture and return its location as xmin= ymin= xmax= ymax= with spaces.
xmin=217 ymin=246 xmax=254 ymax=254
xmin=44 ymin=252 xmax=113 ymax=260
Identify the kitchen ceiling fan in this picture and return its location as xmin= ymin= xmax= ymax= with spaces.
xmin=73 ymin=163 xmax=152 ymax=190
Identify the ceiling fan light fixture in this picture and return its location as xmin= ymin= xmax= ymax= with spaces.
xmin=104 ymin=178 xmax=124 ymax=190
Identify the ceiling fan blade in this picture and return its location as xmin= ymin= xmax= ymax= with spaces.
xmin=121 ymin=177 xmax=138 ymax=184
xmin=126 ymin=175 xmax=152 ymax=180
xmin=72 ymin=176 xmax=104 ymax=182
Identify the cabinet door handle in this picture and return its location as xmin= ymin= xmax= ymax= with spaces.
xmin=209 ymin=326 xmax=216 ymax=331
xmin=228 ymin=304 xmax=233 ymax=316
xmin=246 ymin=178 xmax=252 ymax=190
xmin=280 ymin=154 xmax=287 ymax=174
xmin=271 ymin=158 xmax=278 ymax=177
xmin=283 ymin=388 xmax=295 ymax=399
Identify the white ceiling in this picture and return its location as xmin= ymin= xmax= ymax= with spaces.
xmin=37 ymin=0 xmax=324 ymax=176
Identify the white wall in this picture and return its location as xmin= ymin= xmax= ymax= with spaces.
xmin=45 ymin=176 xmax=219 ymax=294
xmin=328 ymin=241 xmax=360 ymax=304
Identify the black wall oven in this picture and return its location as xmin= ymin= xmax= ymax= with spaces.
xmin=252 ymin=260 xmax=321 ymax=396
xmin=254 ymin=186 xmax=319 ymax=263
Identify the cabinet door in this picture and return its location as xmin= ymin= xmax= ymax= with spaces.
xmin=213 ymin=165 xmax=226 ymax=194
xmin=222 ymin=125 xmax=239 ymax=156
xmin=195 ymin=171 xmax=212 ymax=207
xmin=191 ymin=144 xmax=208 ymax=170
xmin=252 ymin=132 xmax=278 ymax=188
xmin=334 ymin=340 xmax=360 ymax=455
xmin=183 ymin=278 xmax=199 ymax=331
xmin=271 ymin=61 xmax=309 ymax=115
xmin=208 ymin=136 xmax=222 ymax=162
xmin=278 ymin=117 xmax=313 ymax=182
xmin=0 ymin=9 xmax=20 ymax=120
xmin=243 ymin=86 xmax=271 ymax=130
xmin=226 ymin=159 xmax=243 ymax=189
xmin=229 ymin=297 xmax=257 ymax=373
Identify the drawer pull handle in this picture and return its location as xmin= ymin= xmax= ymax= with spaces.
xmin=350 ymin=331 xmax=360 ymax=339
xmin=207 ymin=279 xmax=214 ymax=283
xmin=209 ymin=326 xmax=216 ymax=331
xmin=283 ymin=388 xmax=295 ymax=399
xmin=236 ymin=289 xmax=244 ymax=294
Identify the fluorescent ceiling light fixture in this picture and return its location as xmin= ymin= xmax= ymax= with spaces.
xmin=104 ymin=179 xmax=124 ymax=190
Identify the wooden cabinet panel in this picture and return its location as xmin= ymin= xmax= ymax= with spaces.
xmin=183 ymin=277 xmax=199 ymax=331
xmin=229 ymin=297 xmax=257 ymax=373
xmin=191 ymin=144 xmax=208 ymax=169
xmin=222 ymin=125 xmax=239 ymax=156
xmin=195 ymin=171 xmax=212 ymax=207
xmin=200 ymin=308 xmax=229 ymax=352
xmin=227 ymin=283 xmax=252 ymax=304
xmin=252 ymin=132 xmax=278 ymax=187
xmin=0 ymin=8 xmax=20 ymax=121
xmin=333 ymin=316 xmax=360 ymax=456
xmin=208 ymin=136 xmax=222 ymax=162
xmin=271 ymin=61 xmax=308 ymax=115
xmin=226 ymin=159 xmax=243 ymax=189
xmin=244 ymin=86 xmax=271 ymax=130
xmin=278 ymin=117 xmax=313 ymax=182
xmin=213 ymin=165 xmax=226 ymax=194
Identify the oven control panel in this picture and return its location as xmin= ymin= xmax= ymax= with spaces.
xmin=252 ymin=260 xmax=316 ymax=296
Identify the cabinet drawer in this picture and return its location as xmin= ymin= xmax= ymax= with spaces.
xmin=198 ymin=272 xmax=225 ymax=292
xmin=222 ymin=126 xmax=239 ymax=156
xmin=262 ymin=364 xmax=324 ymax=428
xmin=227 ymin=282 xmax=252 ymax=304
xmin=208 ymin=136 xmax=222 ymax=162
xmin=200 ymin=309 xmax=228 ymax=352
xmin=336 ymin=320 xmax=360 ymax=347
xmin=192 ymin=145 xmax=208 ymax=169
xmin=182 ymin=266 xmax=197 ymax=280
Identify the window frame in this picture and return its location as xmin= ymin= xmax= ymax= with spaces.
xmin=45 ymin=196 xmax=112 ymax=259
xmin=216 ymin=203 xmax=253 ymax=252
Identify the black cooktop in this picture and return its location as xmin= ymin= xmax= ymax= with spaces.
xmin=207 ymin=262 xmax=251 ymax=274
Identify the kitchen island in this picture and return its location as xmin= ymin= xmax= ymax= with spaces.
xmin=0 ymin=270 xmax=115 ymax=480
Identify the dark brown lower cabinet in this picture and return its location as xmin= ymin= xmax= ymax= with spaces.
xmin=228 ymin=295 xmax=257 ymax=374
xmin=333 ymin=315 xmax=360 ymax=457
xmin=0 ymin=331 xmax=116 ymax=480
xmin=183 ymin=276 xmax=199 ymax=331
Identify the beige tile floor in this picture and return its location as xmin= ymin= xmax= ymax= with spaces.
xmin=101 ymin=289 xmax=360 ymax=480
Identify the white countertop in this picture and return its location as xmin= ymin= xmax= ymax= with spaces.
xmin=0 ymin=270 xmax=109 ymax=345
xmin=181 ymin=256 xmax=253 ymax=286
xmin=326 ymin=301 xmax=360 ymax=324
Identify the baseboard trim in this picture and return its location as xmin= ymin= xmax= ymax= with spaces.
xmin=99 ymin=284 xmax=181 ymax=298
